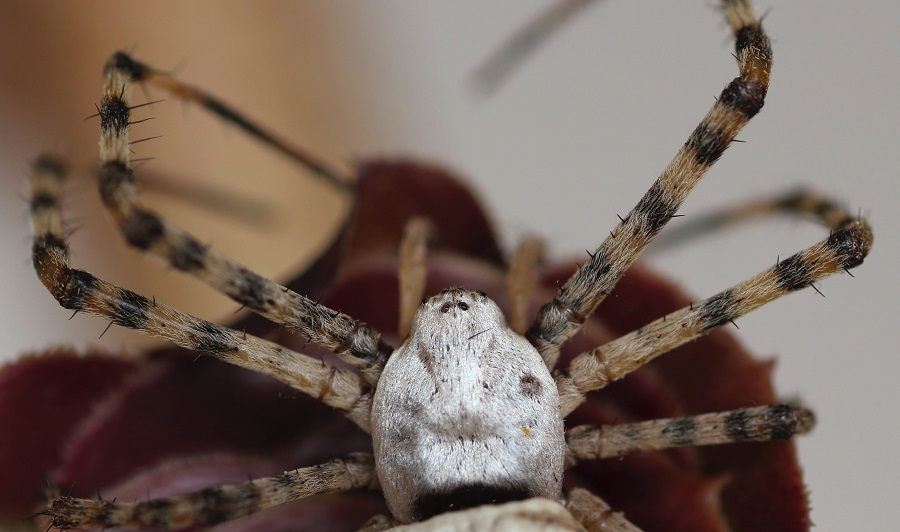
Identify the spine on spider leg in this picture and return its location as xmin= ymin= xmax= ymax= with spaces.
xmin=94 ymin=53 xmax=392 ymax=385
xmin=28 ymin=155 xmax=375 ymax=431
xmin=527 ymin=1 xmax=772 ymax=369
xmin=46 ymin=453 xmax=375 ymax=529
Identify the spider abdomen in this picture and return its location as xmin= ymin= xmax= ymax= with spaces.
xmin=372 ymin=289 xmax=565 ymax=523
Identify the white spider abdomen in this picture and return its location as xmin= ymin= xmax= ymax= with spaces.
xmin=372 ymin=289 xmax=565 ymax=523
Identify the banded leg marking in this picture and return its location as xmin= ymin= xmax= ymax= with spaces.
xmin=30 ymin=155 xmax=373 ymax=431
xmin=46 ymin=453 xmax=375 ymax=530
xmin=102 ymin=51 xmax=350 ymax=189
xmin=98 ymin=55 xmax=391 ymax=384
xmin=565 ymin=404 xmax=814 ymax=464
xmin=558 ymin=212 xmax=871 ymax=413
xmin=527 ymin=0 xmax=772 ymax=369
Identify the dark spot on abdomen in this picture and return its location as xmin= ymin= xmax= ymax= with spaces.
xmin=520 ymin=373 xmax=541 ymax=397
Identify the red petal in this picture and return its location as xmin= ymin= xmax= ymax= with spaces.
xmin=0 ymin=350 xmax=136 ymax=516
xmin=54 ymin=357 xmax=368 ymax=499
xmin=344 ymin=161 xmax=504 ymax=267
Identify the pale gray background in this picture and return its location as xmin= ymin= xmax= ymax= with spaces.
xmin=1 ymin=2 xmax=897 ymax=529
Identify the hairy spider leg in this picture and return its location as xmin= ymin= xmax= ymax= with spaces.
xmin=98 ymin=56 xmax=392 ymax=384
xmin=527 ymin=0 xmax=774 ymax=370
xmin=44 ymin=454 xmax=375 ymax=529
xmin=565 ymin=404 xmax=814 ymax=464
xmin=29 ymin=155 xmax=374 ymax=429
xmin=556 ymin=199 xmax=870 ymax=413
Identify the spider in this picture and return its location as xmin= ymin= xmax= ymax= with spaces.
xmin=24 ymin=0 xmax=871 ymax=530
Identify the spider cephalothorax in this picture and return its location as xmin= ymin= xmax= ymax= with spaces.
xmin=7 ymin=0 xmax=872 ymax=530
xmin=373 ymin=288 xmax=565 ymax=523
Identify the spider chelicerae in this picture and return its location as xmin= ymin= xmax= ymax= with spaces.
xmin=26 ymin=0 xmax=872 ymax=530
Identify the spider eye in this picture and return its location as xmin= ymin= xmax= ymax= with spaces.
xmin=439 ymin=302 xmax=452 ymax=313
xmin=457 ymin=301 xmax=469 ymax=311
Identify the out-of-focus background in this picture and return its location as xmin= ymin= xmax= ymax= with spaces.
xmin=1 ymin=2 xmax=897 ymax=529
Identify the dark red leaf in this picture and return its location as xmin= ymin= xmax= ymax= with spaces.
xmin=0 ymin=351 xmax=136 ymax=516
